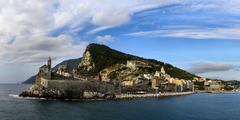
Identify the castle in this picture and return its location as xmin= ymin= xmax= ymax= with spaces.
xmin=29 ymin=57 xmax=89 ymax=98
xmin=26 ymin=57 xmax=116 ymax=99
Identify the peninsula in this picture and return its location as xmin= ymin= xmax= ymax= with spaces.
xmin=20 ymin=43 xmax=198 ymax=100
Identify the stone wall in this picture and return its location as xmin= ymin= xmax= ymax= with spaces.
xmin=39 ymin=77 xmax=84 ymax=91
xmin=39 ymin=77 xmax=114 ymax=93
xmin=48 ymin=80 xmax=84 ymax=91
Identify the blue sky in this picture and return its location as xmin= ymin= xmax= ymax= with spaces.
xmin=0 ymin=0 xmax=240 ymax=83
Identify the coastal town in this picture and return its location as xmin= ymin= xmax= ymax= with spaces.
xmin=20 ymin=44 xmax=240 ymax=100
xmin=21 ymin=57 xmax=195 ymax=99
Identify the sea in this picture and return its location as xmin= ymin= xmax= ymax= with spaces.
xmin=0 ymin=84 xmax=240 ymax=120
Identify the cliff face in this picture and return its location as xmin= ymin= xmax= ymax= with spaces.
xmin=76 ymin=44 xmax=140 ymax=76
xmin=75 ymin=43 xmax=198 ymax=82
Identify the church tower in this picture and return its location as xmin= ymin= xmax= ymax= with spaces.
xmin=48 ymin=56 xmax=52 ymax=69
xmin=161 ymin=66 xmax=166 ymax=74
xmin=36 ymin=56 xmax=52 ymax=85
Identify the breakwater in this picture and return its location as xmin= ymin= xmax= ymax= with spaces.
xmin=116 ymin=92 xmax=194 ymax=99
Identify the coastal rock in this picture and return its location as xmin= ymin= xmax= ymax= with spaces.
xmin=79 ymin=51 xmax=95 ymax=71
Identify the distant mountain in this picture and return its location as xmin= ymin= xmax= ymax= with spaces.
xmin=52 ymin=58 xmax=82 ymax=72
xmin=22 ymin=58 xmax=82 ymax=84
xmin=76 ymin=43 xmax=198 ymax=80
xmin=22 ymin=75 xmax=37 ymax=84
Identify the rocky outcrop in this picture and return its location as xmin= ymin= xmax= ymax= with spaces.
xmin=75 ymin=43 xmax=198 ymax=81
xmin=78 ymin=51 xmax=95 ymax=72
xmin=20 ymin=80 xmax=117 ymax=100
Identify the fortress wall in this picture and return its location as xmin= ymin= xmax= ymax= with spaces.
xmin=38 ymin=77 xmax=114 ymax=95
xmin=48 ymin=80 xmax=84 ymax=91
xmin=40 ymin=78 xmax=84 ymax=91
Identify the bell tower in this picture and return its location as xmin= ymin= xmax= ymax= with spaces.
xmin=161 ymin=66 xmax=165 ymax=74
xmin=48 ymin=56 xmax=52 ymax=69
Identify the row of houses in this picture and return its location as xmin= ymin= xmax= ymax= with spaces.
xmin=150 ymin=67 xmax=194 ymax=92
xmin=204 ymin=80 xmax=224 ymax=91
xmin=193 ymin=79 xmax=229 ymax=91
xmin=121 ymin=65 xmax=194 ymax=92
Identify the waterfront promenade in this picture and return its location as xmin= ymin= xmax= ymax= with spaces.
xmin=116 ymin=92 xmax=194 ymax=99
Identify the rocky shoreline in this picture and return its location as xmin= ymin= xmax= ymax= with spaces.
xmin=19 ymin=90 xmax=116 ymax=100
xmin=19 ymin=90 xmax=194 ymax=100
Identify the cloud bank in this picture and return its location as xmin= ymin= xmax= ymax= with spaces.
xmin=0 ymin=0 xmax=177 ymax=64
xmin=96 ymin=35 xmax=114 ymax=43
xmin=125 ymin=27 xmax=240 ymax=40
xmin=188 ymin=63 xmax=238 ymax=74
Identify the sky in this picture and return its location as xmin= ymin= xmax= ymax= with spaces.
xmin=1 ymin=0 xmax=240 ymax=83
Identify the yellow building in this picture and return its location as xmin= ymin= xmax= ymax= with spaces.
xmin=173 ymin=79 xmax=186 ymax=92
xmin=173 ymin=79 xmax=183 ymax=85
xmin=151 ymin=79 xmax=160 ymax=89
xmin=122 ymin=80 xmax=134 ymax=86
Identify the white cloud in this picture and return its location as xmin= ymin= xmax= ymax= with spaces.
xmin=0 ymin=0 xmax=54 ymax=40
xmin=86 ymin=0 xmax=183 ymax=33
xmin=96 ymin=35 xmax=113 ymax=43
xmin=91 ymin=10 xmax=130 ymax=26
xmin=0 ymin=34 xmax=88 ymax=64
xmin=125 ymin=27 xmax=240 ymax=40
xmin=156 ymin=0 xmax=240 ymax=15
xmin=185 ymin=0 xmax=240 ymax=15
xmin=87 ymin=26 xmax=114 ymax=35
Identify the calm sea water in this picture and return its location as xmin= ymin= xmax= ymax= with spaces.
xmin=0 ymin=84 xmax=240 ymax=120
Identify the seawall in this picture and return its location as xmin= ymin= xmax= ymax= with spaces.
xmin=116 ymin=92 xmax=194 ymax=99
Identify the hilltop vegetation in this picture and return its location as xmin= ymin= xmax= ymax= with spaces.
xmin=76 ymin=43 xmax=198 ymax=80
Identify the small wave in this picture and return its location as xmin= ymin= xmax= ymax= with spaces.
xmin=8 ymin=94 xmax=20 ymax=98
xmin=8 ymin=94 xmax=47 ymax=100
